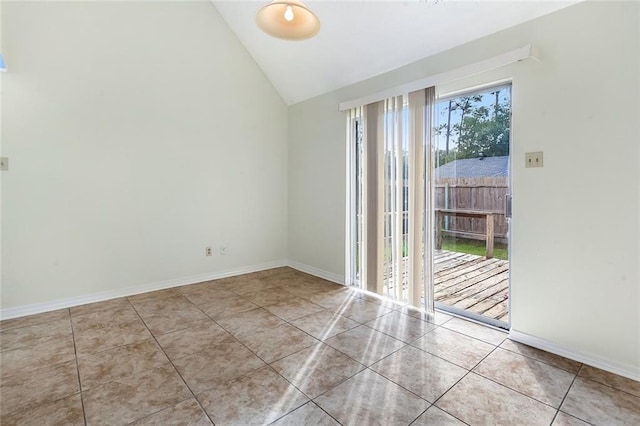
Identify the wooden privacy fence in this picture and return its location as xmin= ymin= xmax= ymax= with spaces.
xmin=434 ymin=177 xmax=508 ymax=243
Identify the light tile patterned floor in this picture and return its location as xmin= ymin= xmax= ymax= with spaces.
xmin=1 ymin=267 xmax=639 ymax=425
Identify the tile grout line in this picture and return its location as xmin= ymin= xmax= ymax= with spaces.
xmin=2 ymin=308 xmax=142 ymax=422
xmin=300 ymin=401 xmax=345 ymax=426
xmin=256 ymin=305 xmax=370 ymax=405
xmin=573 ymin=363 xmax=640 ymax=399
xmin=189 ymin=281 xmax=329 ymax=423
xmin=184 ymin=279 xmax=609 ymax=424
xmin=403 ymin=326 xmax=489 ymax=371
xmin=202 ymin=286 xmax=366 ymax=361
xmin=68 ymin=306 xmax=161 ymax=359
xmin=74 ymin=279 xmax=352 ymax=423
xmin=497 ymin=343 xmax=583 ymax=376
xmin=242 ymin=286 xmax=460 ymax=424
xmin=407 ymin=322 xmax=631 ymax=425
xmin=125 ymin=297 xmax=216 ymax=425
xmin=425 ymin=340 xmax=504 ymax=424
xmin=225 ymin=268 xmax=356 ymax=422
xmin=439 ymin=315 xmax=508 ymax=338
xmin=287 ymin=310 xmax=429 ymax=421
xmin=120 ymin=397 xmax=200 ymax=426
xmin=6 ymin=270 xmax=631 ymax=425
xmin=268 ymin=399 xmax=345 ymax=426
xmin=553 ymin=409 xmax=596 ymax=426
xmin=194 ymin=279 xmax=369 ymax=425
xmin=406 ymin=405 xmax=471 ymax=426
xmin=259 ymin=364 xmax=344 ymax=426
xmin=176 ymin=285 xmax=320 ymax=413
xmin=67 ymin=308 xmax=89 ymax=426
xmin=56 ymin=272 xmax=618 ymax=425
xmin=452 ymin=340 xmax=578 ymax=418
xmin=550 ymin=372 xmax=586 ymax=426
xmin=406 ymin=407 xmax=432 ymax=426
xmin=466 ymin=368 xmax=564 ymax=411
xmin=358 ymin=328 xmax=476 ymax=426
xmin=205 ymin=307 xmax=318 ymax=367
xmin=0 ymin=317 xmax=60 ymax=333
xmin=468 ymin=342 xmax=581 ymax=412
xmin=358 ymin=310 xmax=441 ymax=343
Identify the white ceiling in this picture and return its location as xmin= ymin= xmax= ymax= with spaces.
xmin=212 ymin=1 xmax=578 ymax=105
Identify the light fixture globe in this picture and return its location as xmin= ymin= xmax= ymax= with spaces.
xmin=256 ymin=0 xmax=320 ymax=41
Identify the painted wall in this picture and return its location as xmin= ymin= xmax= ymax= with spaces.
xmin=0 ymin=1 xmax=4 ymax=295
xmin=1 ymin=1 xmax=288 ymax=309
xmin=288 ymin=1 xmax=639 ymax=376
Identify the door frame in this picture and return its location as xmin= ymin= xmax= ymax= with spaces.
xmin=431 ymin=80 xmax=513 ymax=330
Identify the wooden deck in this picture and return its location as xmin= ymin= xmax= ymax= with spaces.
xmin=434 ymin=250 xmax=509 ymax=322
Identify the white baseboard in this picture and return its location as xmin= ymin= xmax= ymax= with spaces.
xmin=286 ymin=260 xmax=345 ymax=285
xmin=509 ymin=329 xmax=640 ymax=382
xmin=0 ymin=260 xmax=288 ymax=321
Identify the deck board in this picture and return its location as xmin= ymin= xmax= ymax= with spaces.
xmin=383 ymin=250 xmax=509 ymax=322
xmin=436 ymin=262 xmax=506 ymax=292
xmin=434 ymin=250 xmax=509 ymax=322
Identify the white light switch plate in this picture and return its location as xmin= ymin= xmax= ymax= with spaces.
xmin=0 ymin=157 xmax=8 ymax=171
xmin=525 ymin=152 xmax=543 ymax=168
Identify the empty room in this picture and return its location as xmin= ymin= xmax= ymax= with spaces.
xmin=1 ymin=0 xmax=638 ymax=425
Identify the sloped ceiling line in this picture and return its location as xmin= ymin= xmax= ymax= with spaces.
xmin=212 ymin=1 xmax=579 ymax=106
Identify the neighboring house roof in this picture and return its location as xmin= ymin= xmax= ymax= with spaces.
xmin=435 ymin=156 xmax=509 ymax=179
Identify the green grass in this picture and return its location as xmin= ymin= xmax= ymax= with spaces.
xmin=379 ymin=236 xmax=508 ymax=262
xmin=441 ymin=236 xmax=509 ymax=260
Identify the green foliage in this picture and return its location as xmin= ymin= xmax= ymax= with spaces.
xmin=435 ymin=89 xmax=511 ymax=165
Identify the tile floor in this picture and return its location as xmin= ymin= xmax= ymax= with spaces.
xmin=1 ymin=267 xmax=639 ymax=425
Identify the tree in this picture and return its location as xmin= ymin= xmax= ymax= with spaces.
xmin=456 ymin=90 xmax=510 ymax=159
xmin=435 ymin=90 xmax=511 ymax=163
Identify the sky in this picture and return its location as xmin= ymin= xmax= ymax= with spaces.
xmin=434 ymin=84 xmax=512 ymax=152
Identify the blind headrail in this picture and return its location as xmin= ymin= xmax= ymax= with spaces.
xmin=338 ymin=44 xmax=533 ymax=111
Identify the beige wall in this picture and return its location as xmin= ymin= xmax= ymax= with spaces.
xmin=288 ymin=1 xmax=639 ymax=377
xmin=1 ymin=1 xmax=288 ymax=309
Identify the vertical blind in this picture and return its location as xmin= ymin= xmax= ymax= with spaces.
xmin=348 ymin=87 xmax=435 ymax=313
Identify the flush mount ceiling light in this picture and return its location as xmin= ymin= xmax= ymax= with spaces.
xmin=256 ymin=0 xmax=320 ymax=41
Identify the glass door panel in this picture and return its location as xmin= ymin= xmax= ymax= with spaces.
xmin=432 ymin=84 xmax=512 ymax=328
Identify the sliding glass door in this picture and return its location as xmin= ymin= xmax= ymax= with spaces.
xmin=432 ymin=84 xmax=512 ymax=328
xmin=347 ymin=83 xmax=511 ymax=328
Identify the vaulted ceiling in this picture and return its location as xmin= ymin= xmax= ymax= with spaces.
xmin=212 ymin=1 xmax=579 ymax=105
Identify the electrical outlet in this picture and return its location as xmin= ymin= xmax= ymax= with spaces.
xmin=219 ymin=246 xmax=228 ymax=255
xmin=205 ymin=246 xmax=212 ymax=256
xmin=525 ymin=151 xmax=543 ymax=168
